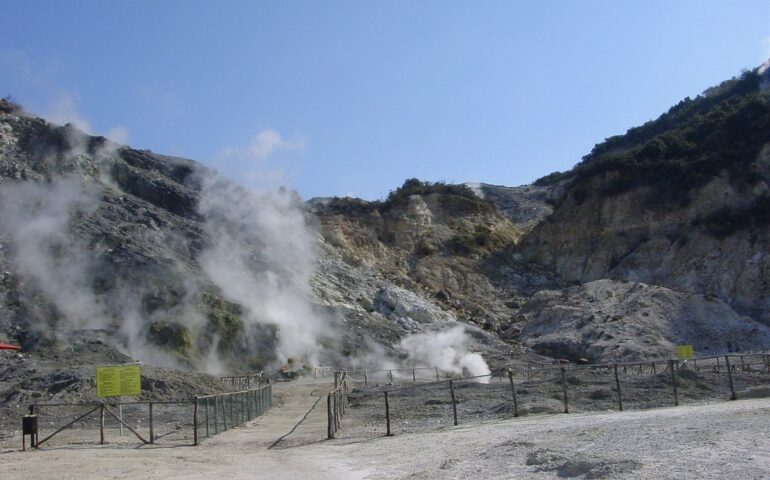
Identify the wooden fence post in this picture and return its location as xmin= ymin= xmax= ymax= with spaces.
xmin=613 ymin=364 xmax=623 ymax=411
xmin=449 ymin=380 xmax=458 ymax=426
xmin=560 ymin=367 xmax=569 ymax=414
xmin=327 ymin=395 xmax=334 ymax=439
xmin=99 ymin=404 xmax=105 ymax=445
xmin=205 ymin=398 xmax=210 ymax=436
xmin=384 ymin=391 xmax=392 ymax=436
xmin=725 ymin=356 xmax=737 ymax=400
xmin=507 ymin=370 xmax=519 ymax=417
xmin=214 ymin=396 xmax=219 ymax=433
xmin=149 ymin=402 xmax=154 ymax=444
xmin=193 ymin=399 xmax=199 ymax=446
xmin=435 ymin=367 xmax=439 ymax=382
xmin=669 ymin=360 xmax=679 ymax=406
xmin=364 ymin=370 xmax=368 ymax=387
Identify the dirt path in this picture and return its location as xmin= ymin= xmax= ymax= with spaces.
xmin=0 ymin=376 xmax=368 ymax=480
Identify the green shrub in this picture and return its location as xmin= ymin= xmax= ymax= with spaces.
xmin=562 ymin=69 xmax=770 ymax=208
xmin=0 ymin=95 xmax=21 ymax=115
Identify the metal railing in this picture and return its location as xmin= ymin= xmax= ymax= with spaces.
xmin=24 ymin=380 xmax=274 ymax=449
xmin=194 ymin=381 xmax=273 ymax=444
xmin=219 ymin=372 xmax=266 ymax=391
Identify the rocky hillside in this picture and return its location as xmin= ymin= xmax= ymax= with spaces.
xmin=521 ymin=64 xmax=770 ymax=326
xmin=2 ymin=63 xmax=770 ymax=389
xmin=0 ymin=106 xmax=523 ymax=385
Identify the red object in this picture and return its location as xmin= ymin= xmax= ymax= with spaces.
xmin=0 ymin=343 xmax=20 ymax=351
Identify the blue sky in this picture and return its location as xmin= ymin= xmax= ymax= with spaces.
xmin=1 ymin=1 xmax=768 ymax=200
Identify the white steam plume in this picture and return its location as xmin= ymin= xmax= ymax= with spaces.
xmin=398 ymin=326 xmax=491 ymax=383
xmin=197 ymin=172 xmax=329 ymax=367
xmin=0 ymin=178 xmax=106 ymax=330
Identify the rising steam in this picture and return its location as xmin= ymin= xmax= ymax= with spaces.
xmin=197 ymin=172 xmax=331 ymax=367
xmin=399 ymin=326 xmax=491 ymax=382
xmin=0 ymin=178 xmax=104 ymax=331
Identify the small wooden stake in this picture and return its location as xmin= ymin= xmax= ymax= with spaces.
xmin=213 ymin=396 xmax=219 ymax=433
xmin=725 ymin=356 xmax=737 ymax=400
xmin=193 ymin=399 xmax=199 ymax=446
xmin=507 ymin=370 xmax=518 ymax=417
xmin=560 ymin=368 xmax=569 ymax=414
xmin=384 ymin=391 xmax=392 ymax=436
xmin=149 ymin=402 xmax=154 ymax=444
xmin=99 ymin=404 xmax=105 ymax=444
xmin=449 ymin=380 xmax=458 ymax=425
xmin=669 ymin=360 xmax=679 ymax=406
xmin=613 ymin=364 xmax=623 ymax=411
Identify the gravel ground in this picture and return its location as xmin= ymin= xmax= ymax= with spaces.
xmin=2 ymin=376 xmax=770 ymax=479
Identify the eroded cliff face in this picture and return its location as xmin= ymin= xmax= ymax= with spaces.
xmin=523 ymin=168 xmax=770 ymax=322
xmin=310 ymin=188 xmax=532 ymax=336
xmin=517 ymin=279 xmax=770 ymax=363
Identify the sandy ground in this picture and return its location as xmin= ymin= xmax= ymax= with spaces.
xmin=2 ymin=376 xmax=770 ymax=479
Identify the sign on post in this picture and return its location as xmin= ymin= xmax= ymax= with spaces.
xmin=676 ymin=345 xmax=694 ymax=359
xmin=96 ymin=365 xmax=141 ymax=397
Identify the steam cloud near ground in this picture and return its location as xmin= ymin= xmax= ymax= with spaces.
xmin=399 ymin=326 xmax=491 ymax=382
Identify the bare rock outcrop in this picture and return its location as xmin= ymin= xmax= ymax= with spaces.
xmin=517 ymin=279 xmax=770 ymax=362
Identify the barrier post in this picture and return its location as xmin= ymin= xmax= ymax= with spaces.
xmin=449 ymin=380 xmax=458 ymax=426
xmin=193 ymin=399 xmax=199 ymax=446
xmin=560 ymin=367 xmax=569 ymax=414
xmin=669 ymin=360 xmax=679 ymax=406
xmin=149 ymin=402 xmax=154 ymax=444
xmin=725 ymin=356 xmax=737 ymax=400
xmin=613 ymin=364 xmax=623 ymax=411
xmin=99 ymin=404 xmax=105 ymax=445
xmin=384 ymin=391 xmax=392 ymax=436
xmin=507 ymin=369 xmax=518 ymax=417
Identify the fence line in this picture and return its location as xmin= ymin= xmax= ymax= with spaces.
xmin=327 ymin=371 xmax=353 ymax=439
xmin=330 ymin=353 xmax=770 ymax=440
xmin=27 ymin=399 xmax=195 ymax=448
xmin=195 ymin=381 xmax=273 ymax=444
xmin=25 ymin=380 xmax=273 ymax=449
xmin=220 ymin=372 xmax=266 ymax=391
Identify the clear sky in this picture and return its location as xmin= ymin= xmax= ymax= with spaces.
xmin=1 ymin=1 xmax=768 ymax=200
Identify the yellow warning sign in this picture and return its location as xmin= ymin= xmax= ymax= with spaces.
xmin=676 ymin=345 xmax=694 ymax=359
xmin=96 ymin=365 xmax=141 ymax=397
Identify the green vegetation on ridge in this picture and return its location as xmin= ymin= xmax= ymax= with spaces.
xmin=538 ymin=69 xmax=770 ymax=208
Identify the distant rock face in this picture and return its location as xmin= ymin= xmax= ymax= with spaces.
xmin=521 ymin=170 xmax=770 ymax=325
xmin=467 ymin=182 xmax=562 ymax=233
xmin=374 ymin=285 xmax=456 ymax=325
xmin=518 ymin=279 xmax=770 ymax=362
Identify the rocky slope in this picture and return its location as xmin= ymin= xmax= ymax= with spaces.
xmin=521 ymin=64 xmax=770 ymax=326
xmin=0 ymin=106 xmax=524 ymax=394
xmin=2 ymin=63 xmax=770 ymax=399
